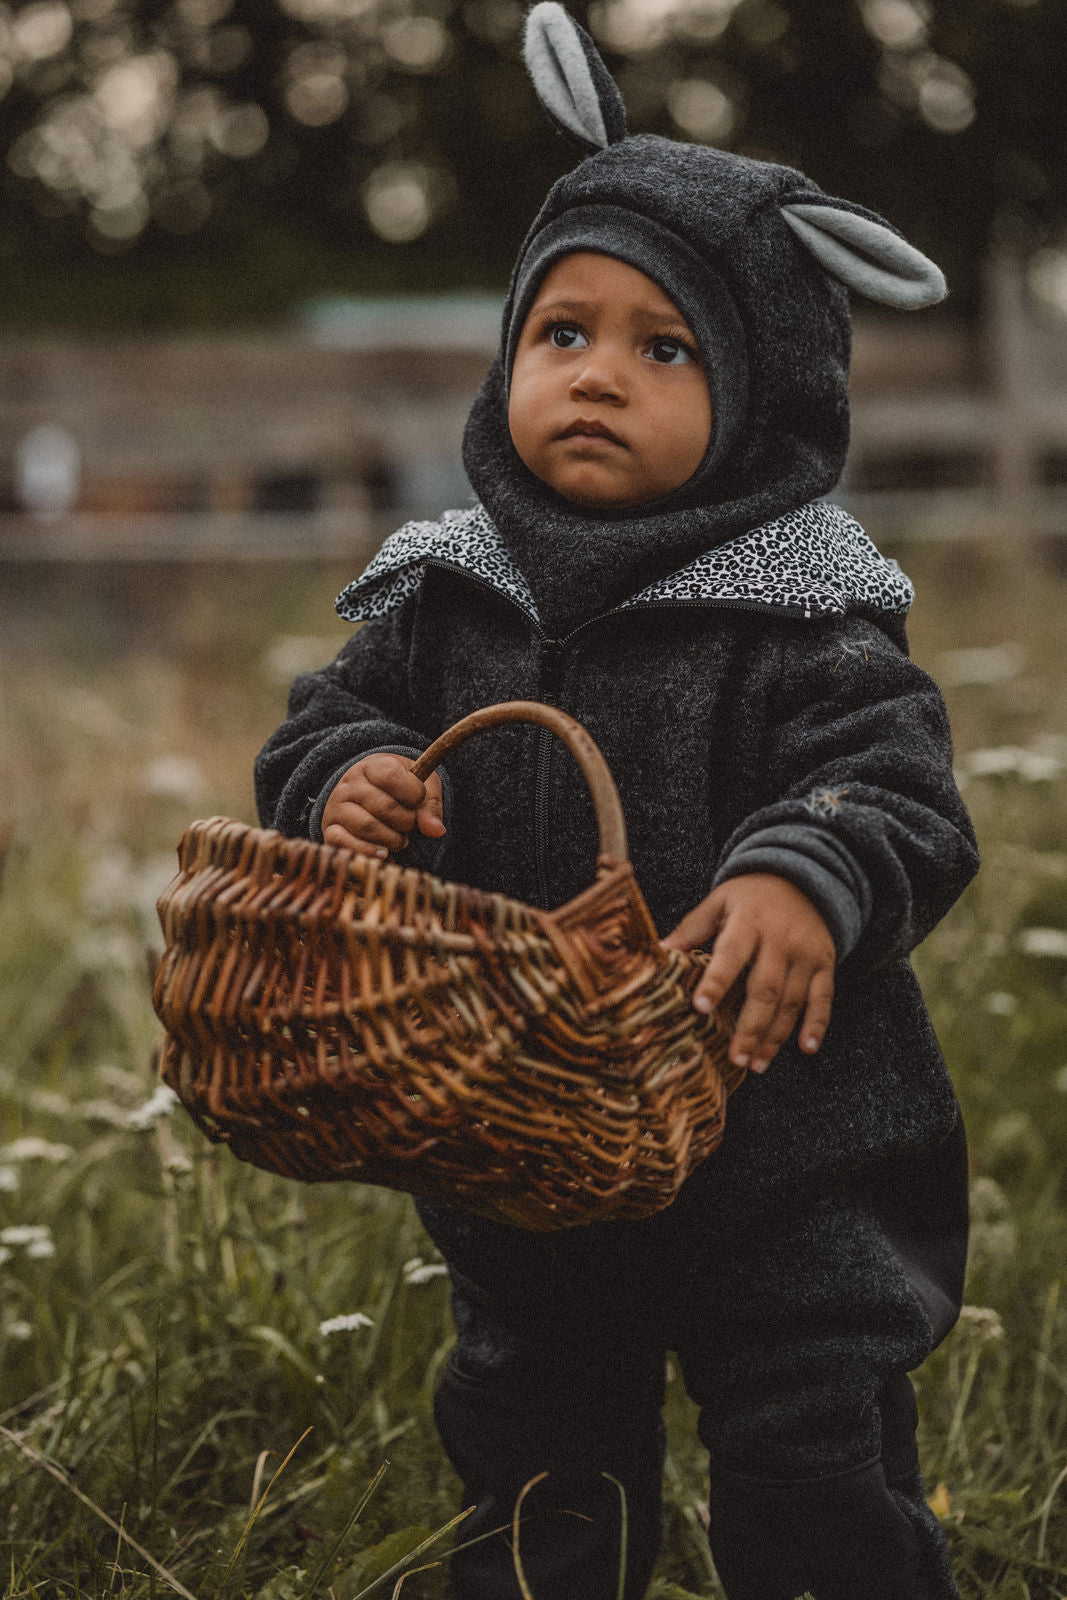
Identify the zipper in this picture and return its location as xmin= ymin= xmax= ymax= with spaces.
xmin=533 ymin=639 xmax=563 ymax=909
xmin=524 ymin=599 xmax=816 ymax=907
xmin=422 ymin=560 xmax=817 ymax=908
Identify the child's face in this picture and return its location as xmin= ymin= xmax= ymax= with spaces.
xmin=508 ymin=252 xmax=712 ymax=509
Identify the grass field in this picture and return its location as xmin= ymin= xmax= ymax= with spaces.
xmin=2 ymin=539 xmax=1067 ymax=1598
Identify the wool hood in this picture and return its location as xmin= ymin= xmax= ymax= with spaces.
xmin=463 ymin=3 xmax=945 ymax=636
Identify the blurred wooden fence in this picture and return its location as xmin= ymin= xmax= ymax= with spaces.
xmin=1 ymin=257 xmax=1065 ymax=561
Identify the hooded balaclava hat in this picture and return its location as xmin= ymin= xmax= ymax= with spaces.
xmin=462 ymin=2 xmax=946 ymax=637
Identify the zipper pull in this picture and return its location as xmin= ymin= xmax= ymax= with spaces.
xmin=539 ymin=639 xmax=563 ymax=697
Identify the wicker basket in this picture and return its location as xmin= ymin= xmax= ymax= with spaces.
xmin=153 ymin=700 xmax=745 ymax=1231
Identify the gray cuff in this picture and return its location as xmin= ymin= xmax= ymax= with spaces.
xmin=712 ymin=824 xmax=872 ymax=958
xmin=309 ymin=744 xmax=453 ymax=872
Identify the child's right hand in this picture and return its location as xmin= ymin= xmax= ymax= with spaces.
xmin=321 ymin=753 xmax=446 ymax=857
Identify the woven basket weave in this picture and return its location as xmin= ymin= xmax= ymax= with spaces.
xmin=153 ymin=700 xmax=745 ymax=1231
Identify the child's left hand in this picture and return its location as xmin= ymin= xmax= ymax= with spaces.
xmin=661 ymin=874 xmax=835 ymax=1076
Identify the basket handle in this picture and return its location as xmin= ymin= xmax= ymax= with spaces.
xmin=411 ymin=700 xmax=628 ymax=866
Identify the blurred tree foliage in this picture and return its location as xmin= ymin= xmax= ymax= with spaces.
xmin=0 ymin=0 xmax=1064 ymax=330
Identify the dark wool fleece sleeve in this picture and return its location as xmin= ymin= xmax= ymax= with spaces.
xmin=713 ymin=613 xmax=978 ymax=971
xmin=253 ymin=603 xmax=449 ymax=866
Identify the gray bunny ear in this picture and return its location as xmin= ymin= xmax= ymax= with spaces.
xmin=781 ymin=202 xmax=946 ymax=309
xmin=524 ymin=2 xmax=627 ymax=153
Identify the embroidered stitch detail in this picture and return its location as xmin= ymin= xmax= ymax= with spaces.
xmin=833 ymin=636 xmax=874 ymax=670
xmin=334 ymin=499 xmax=914 ymax=624
xmin=803 ymin=786 xmax=849 ymax=817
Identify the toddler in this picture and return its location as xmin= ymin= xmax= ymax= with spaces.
xmin=256 ymin=8 xmax=979 ymax=1597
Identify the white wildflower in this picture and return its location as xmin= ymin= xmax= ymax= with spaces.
xmin=75 ymin=928 xmax=143 ymax=975
xmin=984 ymin=991 xmax=1017 ymax=1016
xmin=939 ymin=644 xmax=1024 ymax=688
xmin=99 ymin=1065 xmax=146 ymax=1097
xmin=1019 ymin=928 xmax=1067 ymax=960
xmin=86 ymin=848 xmax=179 ymax=926
xmin=6 ymin=1319 xmax=32 ymax=1341
xmin=83 ymin=1087 xmax=179 ymax=1128
xmin=142 ymin=754 xmax=207 ymax=803
xmin=957 ymin=1304 xmax=1005 ymax=1342
xmin=85 ymin=848 xmax=140 ymax=916
xmin=127 ymin=1085 xmax=179 ymax=1131
xmin=963 ymin=745 xmax=1065 ymax=782
xmin=56 ymin=686 xmax=129 ymax=738
xmin=26 ymin=1238 xmax=55 ymax=1260
xmin=969 ymin=1175 xmax=1010 ymax=1214
xmin=968 ymin=1177 xmax=1017 ymax=1271
xmin=985 ymin=1111 xmax=1037 ymax=1163
xmin=319 ymin=1312 xmax=374 ymax=1335
xmin=0 ymin=1167 xmax=18 ymax=1192
xmin=0 ymin=1225 xmax=52 ymax=1247
xmin=263 ymin=635 xmax=343 ymax=686
xmin=26 ymin=1089 xmax=71 ymax=1117
xmin=0 ymin=1138 xmax=73 ymax=1164
xmin=0 ymin=1246 xmax=11 ymax=1266
xmin=164 ymin=1151 xmax=193 ymax=1177
xmin=402 ymin=1256 xmax=448 ymax=1286
xmin=80 ymin=1099 xmax=133 ymax=1127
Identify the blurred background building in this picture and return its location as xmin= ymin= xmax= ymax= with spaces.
xmin=0 ymin=0 xmax=1066 ymax=559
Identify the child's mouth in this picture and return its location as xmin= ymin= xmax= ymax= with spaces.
xmin=557 ymin=420 xmax=627 ymax=447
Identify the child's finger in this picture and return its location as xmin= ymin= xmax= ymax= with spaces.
xmin=416 ymin=772 xmax=447 ymax=837
xmin=325 ymin=803 xmax=408 ymax=853
xmin=726 ymin=948 xmax=789 ymax=1069
xmin=690 ymin=922 xmax=756 ymax=1014
xmin=743 ymin=962 xmax=811 ymax=1073
xmin=661 ymin=895 xmax=725 ymax=954
xmin=360 ymin=760 xmax=444 ymax=837
xmin=361 ymin=754 xmax=428 ymax=810
xmin=323 ymin=822 xmax=396 ymax=856
xmin=798 ymin=967 xmax=836 ymax=1054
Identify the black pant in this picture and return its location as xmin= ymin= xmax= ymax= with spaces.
xmin=419 ymin=1122 xmax=967 ymax=1600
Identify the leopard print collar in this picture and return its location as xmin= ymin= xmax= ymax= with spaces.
xmin=335 ymin=499 xmax=913 ymax=629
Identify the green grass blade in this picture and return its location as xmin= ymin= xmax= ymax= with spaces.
xmin=304 ymin=1459 xmax=389 ymax=1598
xmin=602 ymin=1473 xmax=628 ymax=1600
xmin=0 ymin=1423 xmax=197 ymax=1600
xmin=214 ymin=1425 xmax=312 ymax=1596
xmin=348 ymin=1506 xmax=474 ymax=1600
xmin=511 ymin=1472 xmax=548 ymax=1600
xmin=390 ymin=1560 xmax=441 ymax=1597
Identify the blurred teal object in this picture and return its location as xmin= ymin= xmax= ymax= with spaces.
xmin=298 ymin=293 xmax=504 ymax=351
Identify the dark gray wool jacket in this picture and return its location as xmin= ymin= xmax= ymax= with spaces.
xmin=255 ymin=7 xmax=978 ymax=1293
xmin=254 ymin=498 xmax=978 ymax=1255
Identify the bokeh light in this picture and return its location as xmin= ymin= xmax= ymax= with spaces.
xmin=382 ymin=14 xmax=450 ymax=70
xmin=861 ymin=0 xmax=929 ymax=50
xmin=590 ymin=0 xmax=744 ymax=53
xmin=12 ymin=0 xmax=73 ymax=62
xmin=362 ymin=158 xmax=454 ymax=242
xmin=1029 ymin=249 xmax=1067 ymax=321
xmin=667 ymin=78 xmax=736 ymax=144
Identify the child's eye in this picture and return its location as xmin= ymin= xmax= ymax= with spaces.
xmin=647 ymin=337 xmax=697 ymax=365
xmin=547 ymin=321 xmax=588 ymax=350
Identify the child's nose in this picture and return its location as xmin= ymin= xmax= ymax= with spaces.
xmin=569 ymin=349 xmax=627 ymax=403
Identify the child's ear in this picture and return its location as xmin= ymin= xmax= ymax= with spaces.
xmin=523 ymin=1 xmax=627 ymax=152
xmin=780 ymin=201 xmax=947 ymax=309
